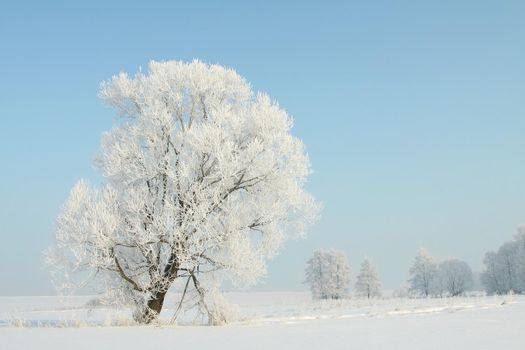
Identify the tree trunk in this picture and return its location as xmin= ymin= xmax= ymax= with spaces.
xmin=148 ymin=291 xmax=167 ymax=315
xmin=134 ymin=255 xmax=179 ymax=324
xmin=134 ymin=290 xmax=167 ymax=324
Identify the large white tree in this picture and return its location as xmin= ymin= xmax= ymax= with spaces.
xmin=408 ymin=248 xmax=438 ymax=297
xmin=437 ymin=259 xmax=473 ymax=296
xmin=354 ymin=257 xmax=381 ymax=298
xmin=47 ymin=60 xmax=319 ymax=324
xmin=304 ymin=249 xmax=351 ymax=300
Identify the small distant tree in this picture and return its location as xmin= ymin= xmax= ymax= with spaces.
xmin=481 ymin=238 xmax=524 ymax=295
xmin=438 ymin=259 xmax=473 ymax=296
xmin=408 ymin=248 xmax=438 ymax=297
xmin=496 ymin=241 xmax=521 ymax=293
xmin=480 ymin=251 xmax=505 ymax=295
xmin=515 ymin=227 xmax=525 ymax=292
xmin=354 ymin=258 xmax=381 ymax=298
xmin=305 ymin=249 xmax=350 ymax=299
xmin=480 ymin=226 xmax=525 ymax=295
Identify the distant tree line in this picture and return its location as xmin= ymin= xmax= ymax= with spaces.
xmin=306 ymin=227 xmax=525 ymax=300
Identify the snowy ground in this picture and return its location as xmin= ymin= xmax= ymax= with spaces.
xmin=1 ymin=292 xmax=524 ymax=349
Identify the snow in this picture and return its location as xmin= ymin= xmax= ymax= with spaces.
xmin=1 ymin=292 xmax=524 ymax=349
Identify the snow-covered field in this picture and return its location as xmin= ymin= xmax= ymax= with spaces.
xmin=1 ymin=292 xmax=524 ymax=349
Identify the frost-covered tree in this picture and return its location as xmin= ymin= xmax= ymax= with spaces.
xmin=437 ymin=259 xmax=473 ymax=296
xmin=46 ymin=60 xmax=319 ymax=324
xmin=480 ymin=251 xmax=506 ymax=295
xmin=354 ymin=258 xmax=381 ymax=298
xmin=305 ymin=249 xmax=351 ymax=299
xmin=514 ymin=227 xmax=525 ymax=292
xmin=494 ymin=242 xmax=520 ymax=293
xmin=408 ymin=248 xmax=438 ymax=297
xmin=481 ymin=233 xmax=525 ymax=295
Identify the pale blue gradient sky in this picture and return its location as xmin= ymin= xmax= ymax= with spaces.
xmin=0 ymin=0 xmax=524 ymax=295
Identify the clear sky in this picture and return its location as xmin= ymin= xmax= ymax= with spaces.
xmin=1 ymin=0 xmax=524 ymax=295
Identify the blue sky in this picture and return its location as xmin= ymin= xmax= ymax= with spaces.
xmin=0 ymin=0 xmax=524 ymax=295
